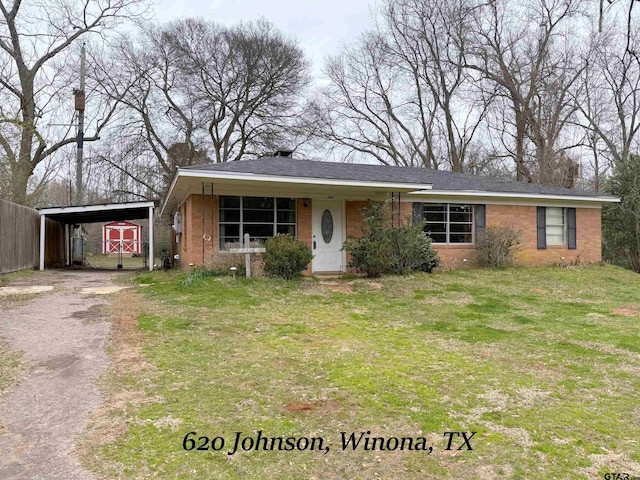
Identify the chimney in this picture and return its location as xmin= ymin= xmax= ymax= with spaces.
xmin=273 ymin=149 xmax=294 ymax=158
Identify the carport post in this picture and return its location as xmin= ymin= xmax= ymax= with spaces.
xmin=39 ymin=213 xmax=46 ymax=270
xmin=148 ymin=205 xmax=154 ymax=271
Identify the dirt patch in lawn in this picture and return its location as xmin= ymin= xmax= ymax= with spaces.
xmin=611 ymin=305 xmax=640 ymax=317
xmin=284 ymin=400 xmax=340 ymax=414
xmin=320 ymin=280 xmax=355 ymax=295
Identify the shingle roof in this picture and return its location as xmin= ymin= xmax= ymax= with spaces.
xmin=182 ymin=157 xmax=609 ymax=198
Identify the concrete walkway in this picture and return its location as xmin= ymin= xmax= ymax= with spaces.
xmin=0 ymin=270 xmax=126 ymax=480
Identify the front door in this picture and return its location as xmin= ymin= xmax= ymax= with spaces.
xmin=312 ymin=200 xmax=345 ymax=273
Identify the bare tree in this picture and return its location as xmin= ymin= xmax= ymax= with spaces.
xmin=312 ymin=0 xmax=489 ymax=172
xmin=0 ymin=0 xmax=148 ymax=205
xmin=575 ymin=24 xmax=640 ymax=172
xmin=93 ymin=18 xmax=309 ymax=197
xmin=463 ymin=0 xmax=587 ymax=187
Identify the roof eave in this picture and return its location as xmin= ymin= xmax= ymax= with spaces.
xmin=161 ymin=168 xmax=433 ymax=215
xmin=409 ymin=189 xmax=620 ymax=204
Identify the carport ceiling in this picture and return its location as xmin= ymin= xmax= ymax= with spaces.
xmin=39 ymin=201 xmax=156 ymax=224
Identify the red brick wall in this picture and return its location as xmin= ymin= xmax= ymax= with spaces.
xmin=297 ymin=198 xmax=313 ymax=274
xmin=426 ymin=203 xmax=602 ymax=268
xmin=177 ymin=195 xmax=603 ymax=271
xmin=345 ymin=201 xmax=369 ymax=238
xmin=347 ymin=200 xmax=602 ymax=269
xmin=178 ymin=194 xmax=217 ymax=267
xmin=486 ymin=204 xmax=602 ymax=265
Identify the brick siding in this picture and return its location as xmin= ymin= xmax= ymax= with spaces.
xmin=177 ymin=195 xmax=603 ymax=271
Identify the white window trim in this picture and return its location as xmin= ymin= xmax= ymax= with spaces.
xmin=422 ymin=203 xmax=475 ymax=245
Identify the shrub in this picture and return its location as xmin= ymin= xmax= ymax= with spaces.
xmin=263 ymin=234 xmax=313 ymax=279
xmin=389 ymin=220 xmax=440 ymax=274
xmin=343 ymin=202 xmax=392 ymax=278
xmin=476 ymin=226 xmax=522 ymax=268
xmin=343 ymin=201 xmax=439 ymax=277
xmin=603 ymin=157 xmax=640 ymax=272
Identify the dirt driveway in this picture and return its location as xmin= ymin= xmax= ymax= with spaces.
xmin=0 ymin=270 xmax=128 ymax=480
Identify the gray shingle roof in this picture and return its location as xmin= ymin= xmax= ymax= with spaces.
xmin=182 ymin=157 xmax=609 ymax=198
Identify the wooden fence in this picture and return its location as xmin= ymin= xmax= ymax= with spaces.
xmin=0 ymin=199 xmax=65 ymax=274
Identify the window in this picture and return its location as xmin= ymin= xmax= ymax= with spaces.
xmin=421 ymin=203 xmax=474 ymax=244
xmin=219 ymin=196 xmax=296 ymax=249
xmin=545 ymin=207 xmax=565 ymax=246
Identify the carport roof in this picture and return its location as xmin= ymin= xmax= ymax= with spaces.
xmin=39 ymin=201 xmax=155 ymax=224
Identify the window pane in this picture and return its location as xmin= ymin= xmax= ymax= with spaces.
xmin=425 ymin=223 xmax=446 ymax=234
xmin=450 ymin=233 xmax=473 ymax=243
xmin=277 ymin=210 xmax=296 ymax=223
xmin=277 ymin=198 xmax=295 ymax=210
xmin=427 ymin=233 xmax=447 ymax=243
xmin=244 ymin=224 xmax=274 ymax=239
xmin=424 ymin=211 xmax=446 ymax=222
xmin=547 ymin=234 xmax=564 ymax=245
xmin=449 ymin=213 xmax=472 ymax=223
xmin=546 ymin=207 xmax=564 ymax=225
xmin=219 ymin=209 xmax=240 ymax=222
xmin=423 ymin=204 xmax=446 ymax=212
xmin=220 ymin=196 xmax=240 ymax=209
xmin=450 ymin=223 xmax=472 ymax=234
xmin=450 ymin=204 xmax=473 ymax=213
xmin=277 ymin=225 xmax=296 ymax=236
xmin=243 ymin=197 xmax=273 ymax=210
xmin=220 ymin=237 xmax=241 ymax=248
xmin=546 ymin=208 xmax=565 ymax=245
xmin=244 ymin=209 xmax=275 ymax=223
xmin=546 ymin=225 xmax=565 ymax=245
xmin=220 ymin=223 xmax=239 ymax=238
xmin=450 ymin=205 xmax=473 ymax=223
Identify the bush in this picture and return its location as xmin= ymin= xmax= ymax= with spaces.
xmin=476 ymin=226 xmax=522 ymax=268
xmin=342 ymin=202 xmax=391 ymax=278
xmin=603 ymin=157 xmax=640 ymax=272
xmin=389 ymin=221 xmax=440 ymax=274
xmin=263 ymin=234 xmax=313 ymax=279
xmin=343 ymin=201 xmax=439 ymax=277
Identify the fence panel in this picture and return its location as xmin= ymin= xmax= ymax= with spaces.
xmin=0 ymin=198 xmax=40 ymax=274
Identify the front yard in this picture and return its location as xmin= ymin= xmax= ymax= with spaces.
xmin=86 ymin=265 xmax=640 ymax=479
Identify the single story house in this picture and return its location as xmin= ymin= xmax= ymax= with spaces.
xmin=161 ymin=153 xmax=619 ymax=273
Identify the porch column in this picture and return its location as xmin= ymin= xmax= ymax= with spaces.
xmin=39 ymin=214 xmax=46 ymax=270
xmin=148 ymin=205 xmax=154 ymax=271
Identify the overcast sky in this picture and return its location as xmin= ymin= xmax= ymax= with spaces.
xmin=154 ymin=0 xmax=377 ymax=79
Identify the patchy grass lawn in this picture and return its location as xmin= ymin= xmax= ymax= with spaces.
xmin=87 ymin=265 xmax=640 ymax=479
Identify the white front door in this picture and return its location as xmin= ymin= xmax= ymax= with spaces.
xmin=312 ymin=200 xmax=345 ymax=273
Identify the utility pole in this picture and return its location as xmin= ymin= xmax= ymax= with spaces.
xmin=74 ymin=43 xmax=86 ymax=205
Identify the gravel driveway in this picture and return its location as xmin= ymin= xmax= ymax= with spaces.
xmin=0 ymin=270 xmax=127 ymax=480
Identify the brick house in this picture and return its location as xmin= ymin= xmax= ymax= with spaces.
xmin=161 ymin=153 xmax=619 ymax=273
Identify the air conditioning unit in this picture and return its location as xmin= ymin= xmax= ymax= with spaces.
xmin=173 ymin=212 xmax=182 ymax=233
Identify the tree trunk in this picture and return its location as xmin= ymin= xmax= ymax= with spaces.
xmin=12 ymin=72 xmax=37 ymax=204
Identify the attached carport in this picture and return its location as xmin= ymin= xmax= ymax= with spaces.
xmin=39 ymin=201 xmax=155 ymax=271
